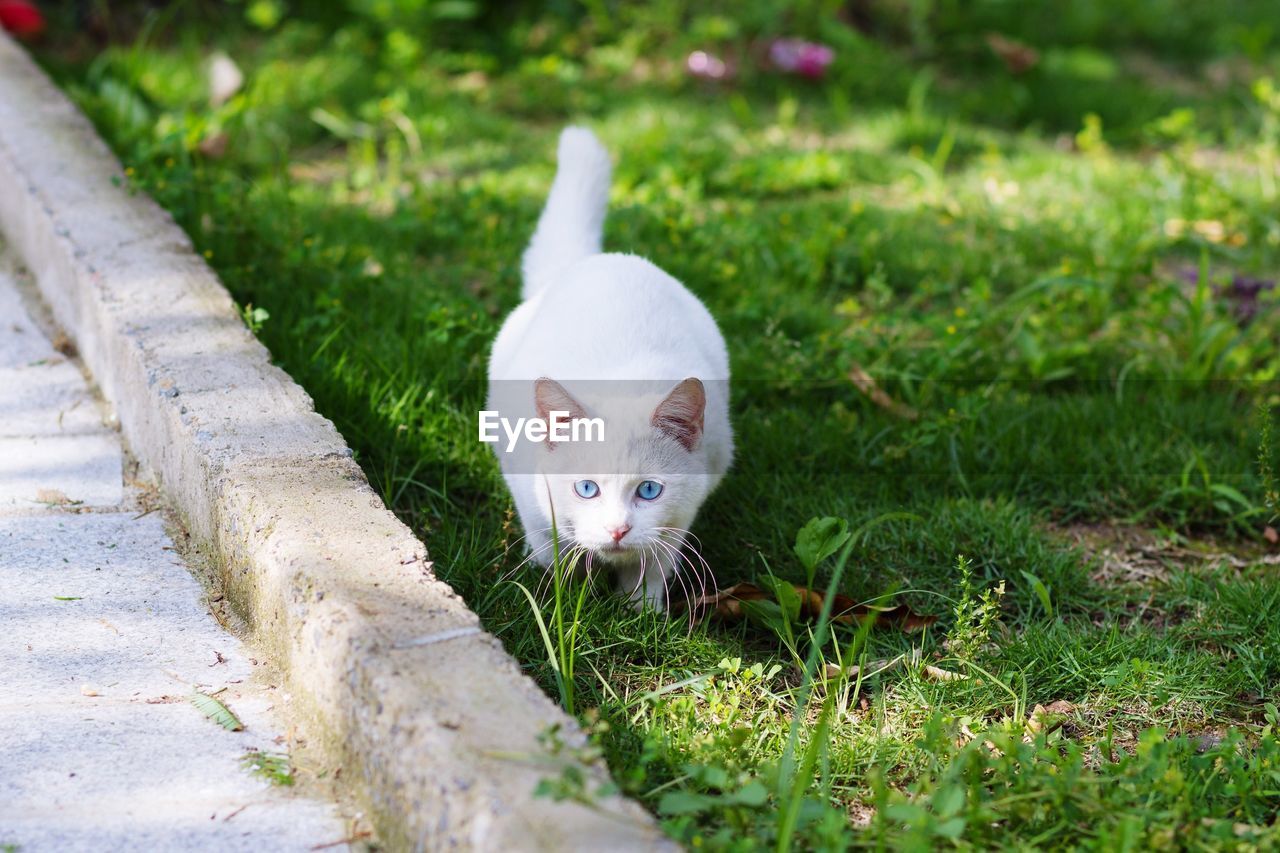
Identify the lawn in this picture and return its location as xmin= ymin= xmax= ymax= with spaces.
xmin=35 ymin=1 xmax=1280 ymax=847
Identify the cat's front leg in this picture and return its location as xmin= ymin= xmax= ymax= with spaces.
xmin=616 ymin=547 xmax=676 ymax=612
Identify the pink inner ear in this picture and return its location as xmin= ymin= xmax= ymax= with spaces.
xmin=534 ymin=378 xmax=587 ymax=449
xmin=651 ymin=377 xmax=705 ymax=451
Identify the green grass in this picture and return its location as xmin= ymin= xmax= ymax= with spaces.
xmin=241 ymin=749 xmax=295 ymax=786
xmin=37 ymin=1 xmax=1280 ymax=847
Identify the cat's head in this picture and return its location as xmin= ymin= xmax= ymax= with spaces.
xmin=532 ymin=377 xmax=710 ymax=560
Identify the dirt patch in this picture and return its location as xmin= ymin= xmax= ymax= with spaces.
xmin=1054 ymin=521 xmax=1280 ymax=587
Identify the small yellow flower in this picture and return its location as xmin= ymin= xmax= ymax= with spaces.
xmin=303 ymin=238 xmax=314 ymax=248
xmin=124 ymin=166 xmax=135 ymax=177
xmin=203 ymin=249 xmax=213 ymax=259
xmin=954 ymin=306 xmax=967 ymax=318
xmin=946 ymin=324 xmax=957 ymax=335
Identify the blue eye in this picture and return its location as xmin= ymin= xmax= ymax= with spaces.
xmin=573 ymin=480 xmax=600 ymax=499
xmin=636 ymin=480 xmax=663 ymax=501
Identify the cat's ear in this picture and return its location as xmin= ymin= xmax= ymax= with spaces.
xmin=534 ymin=378 xmax=587 ymax=449
xmin=651 ymin=377 xmax=705 ymax=451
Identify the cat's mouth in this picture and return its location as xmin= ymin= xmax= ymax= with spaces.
xmin=584 ymin=541 xmax=640 ymax=560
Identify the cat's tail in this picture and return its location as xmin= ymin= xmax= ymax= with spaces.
xmin=521 ymin=126 xmax=613 ymax=300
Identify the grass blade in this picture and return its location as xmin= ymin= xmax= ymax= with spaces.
xmin=512 ymin=581 xmax=561 ymax=676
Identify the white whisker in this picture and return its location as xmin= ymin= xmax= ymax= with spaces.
xmin=626 ymin=548 xmax=648 ymax=599
xmin=655 ymin=530 xmax=716 ymax=621
xmin=503 ymin=524 xmax=554 ymax=555
xmin=650 ymin=535 xmax=697 ymax=613
xmin=501 ymin=536 xmax=558 ymax=584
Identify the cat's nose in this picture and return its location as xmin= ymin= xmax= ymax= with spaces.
xmin=607 ymin=524 xmax=631 ymax=543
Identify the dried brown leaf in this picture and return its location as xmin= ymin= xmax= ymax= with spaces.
xmin=1024 ymin=701 xmax=1073 ymax=740
xmin=51 ymin=331 xmax=76 ymax=357
xmin=848 ymin=363 xmax=919 ymax=421
xmin=198 ymin=132 xmax=230 ymax=159
xmin=922 ymin=664 xmax=968 ymax=682
xmin=1026 ymin=703 xmax=1049 ymax=734
xmin=822 ymin=655 xmax=903 ymax=680
xmin=985 ymin=32 xmax=1040 ymax=74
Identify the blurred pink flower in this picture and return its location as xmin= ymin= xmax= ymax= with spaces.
xmin=0 ymin=0 xmax=44 ymax=38
xmin=769 ymin=38 xmax=834 ymax=79
xmin=686 ymin=50 xmax=729 ymax=80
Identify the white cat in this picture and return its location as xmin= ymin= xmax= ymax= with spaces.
xmin=487 ymin=127 xmax=733 ymax=610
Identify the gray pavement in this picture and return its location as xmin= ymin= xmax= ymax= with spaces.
xmin=0 ymin=250 xmax=353 ymax=851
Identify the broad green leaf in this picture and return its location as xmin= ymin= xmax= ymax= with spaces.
xmin=1020 ymin=570 xmax=1054 ymax=619
xmin=933 ymin=817 xmax=967 ymax=839
xmin=794 ymin=517 xmax=850 ymax=574
xmin=885 ymin=801 xmax=925 ymax=824
xmin=658 ymin=790 xmax=715 ymax=816
xmin=739 ymin=599 xmax=786 ymax=636
xmin=933 ymin=784 xmax=964 ymax=818
xmin=727 ymin=780 xmax=769 ymax=807
xmin=695 ymin=765 xmax=731 ymax=789
xmin=760 ymin=574 xmax=802 ymax=622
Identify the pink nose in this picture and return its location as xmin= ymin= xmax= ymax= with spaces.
xmin=608 ymin=524 xmax=631 ymax=543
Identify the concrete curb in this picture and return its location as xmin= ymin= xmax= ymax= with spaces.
xmin=0 ymin=33 xmax=671 ymax=852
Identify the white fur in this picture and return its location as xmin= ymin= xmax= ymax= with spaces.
xmin=488 ymin=127 xmax=733 ymax=609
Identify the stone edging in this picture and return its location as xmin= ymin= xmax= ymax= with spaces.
xmin=0 ymin=31 xmax=670 ymax=852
